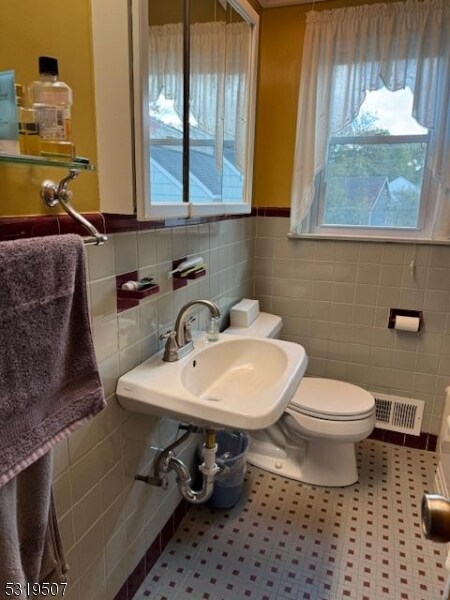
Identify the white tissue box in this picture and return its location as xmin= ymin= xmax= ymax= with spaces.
xmin=230 ymin=299 xmax=260 ymax=328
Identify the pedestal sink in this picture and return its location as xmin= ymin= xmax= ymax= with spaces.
xmin=116 ymin=333 xmax=307 ymax=430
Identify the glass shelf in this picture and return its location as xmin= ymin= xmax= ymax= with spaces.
xmin=0 ymin=152 xmax=95 ymax=171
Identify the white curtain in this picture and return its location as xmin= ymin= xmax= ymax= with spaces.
xmin=223 ymin=22 xmax=251 ymax=171
xmin=290 ymin=0 xmax=450 ymax=237
xmin=149 ymin=21 xmax=251 ymax=170
xmin=190 ymin=22 xmax=226 ymax=168
xmin=149 ymin=23 xmax=184 ymax=118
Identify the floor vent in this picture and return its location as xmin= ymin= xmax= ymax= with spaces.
xmin=372 ymin=393 xmax=425 ymax=436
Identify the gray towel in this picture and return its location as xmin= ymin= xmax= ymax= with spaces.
xmin=0 ymin=234 xmax=105 ymax=485
xmin=0 ymin=452 xmax=67 ymax=589
xmin=0 ymin=234 xmax=105 ymax=586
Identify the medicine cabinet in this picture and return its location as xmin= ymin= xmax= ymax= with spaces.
xmin=91 ymin=0 xmax=259 ymax=219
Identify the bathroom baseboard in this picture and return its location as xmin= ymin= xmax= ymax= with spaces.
xmin=368 ymin=426 xmax=437 ymax=452
xmin=113 ymin=498 xmax=190 ymax=600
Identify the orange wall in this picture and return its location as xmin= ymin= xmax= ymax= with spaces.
xmin=0 ymin=0 xmax=98 ymax=216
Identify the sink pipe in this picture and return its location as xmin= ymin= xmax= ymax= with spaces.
xmin=135 ymin=426 xmax=220 ymax=504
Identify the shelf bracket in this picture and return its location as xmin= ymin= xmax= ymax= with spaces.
xmin=41 ymin=169 xmax=107 ymax=246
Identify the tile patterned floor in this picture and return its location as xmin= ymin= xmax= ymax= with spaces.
xmin=133 ymin=440 xmax=448 ymax=600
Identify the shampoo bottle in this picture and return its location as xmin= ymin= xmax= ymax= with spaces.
xmin=28 ymin=56 xmax=74 ymax=158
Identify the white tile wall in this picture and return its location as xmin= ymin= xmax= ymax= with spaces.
xmin=52 ymin=217 xmax=255 ymax=600
xmin=54 ymin=212 xmax=450 ymax=599
xmin=254 ymin=216 xmax=450 ymax=436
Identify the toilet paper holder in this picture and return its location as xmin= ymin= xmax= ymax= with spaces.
xmin=388 ymin=308 xmax=423 ymax=331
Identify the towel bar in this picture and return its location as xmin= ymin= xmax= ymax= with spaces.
xmin=41 ymin=169 xmax=108 ymax=246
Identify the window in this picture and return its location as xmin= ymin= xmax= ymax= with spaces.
xmin=316 ymin=87 xmax=431 ymax=234
xmin=290 ymin=0 xmax=450 ymax=240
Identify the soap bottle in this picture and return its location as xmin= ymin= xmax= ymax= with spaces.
xmin=15 ymin=84 xmax=39 ymax=156
xmin=28 ymin=56 xmax=74 ymax=158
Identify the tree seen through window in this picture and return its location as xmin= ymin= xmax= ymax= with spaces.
xmin=322 ymin=88 xmax=429 ymax=229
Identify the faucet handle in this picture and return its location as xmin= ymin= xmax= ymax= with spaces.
xmin=184 ymin=315 xmax=197 ymax=343
xmin=160 ymin=329 xmax=176 ymax=341
xmin=160 ymin=330 xmax=179 ymax=362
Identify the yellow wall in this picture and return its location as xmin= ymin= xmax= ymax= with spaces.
xmin=150 ymin=0 xmax=260 ymax=25
xmin=253 ymin=0 xmax=382 ymax=208
xmin=150 ymin=0 xmax=230 ymax=26
xmin=0 ymin=0 xmax=98 ymax=216
xmin=253 ymin=5 xmax=305 ymax=208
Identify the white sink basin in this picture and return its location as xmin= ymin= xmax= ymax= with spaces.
xmin=116 ymin=333 xmax=307 ymax=430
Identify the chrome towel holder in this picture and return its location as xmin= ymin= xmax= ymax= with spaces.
xmin=41 ymin=169 xmax=108 ymax=246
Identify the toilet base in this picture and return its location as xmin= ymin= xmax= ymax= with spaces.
xmin=247 ymin=438 xmax=359 ymax=487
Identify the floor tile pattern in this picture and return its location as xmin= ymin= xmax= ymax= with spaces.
xmin=133 ymin=440 xmax=448 ymax=600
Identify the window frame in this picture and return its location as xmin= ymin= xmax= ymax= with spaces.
xmin=309 ymin=129 xmax=435 ymax=240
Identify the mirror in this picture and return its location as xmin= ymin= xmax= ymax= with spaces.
xmin=189 ymin=0 xmax=252 ymax=207
xmin=148 ymin=0 xmax=185 ymax=206
xmin=135 ymin=0 xmax=258 ymax=219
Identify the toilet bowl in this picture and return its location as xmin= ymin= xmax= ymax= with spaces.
xmin=225 ymin=310 xmax=375 ymax=487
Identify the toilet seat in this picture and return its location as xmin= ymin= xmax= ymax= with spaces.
xmin=288 ymin=377 xmax=375 ymax=421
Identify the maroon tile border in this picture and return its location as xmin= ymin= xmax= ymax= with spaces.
xmin=368 ymin=427 xmax=437 ymax=452
xmin=104 ymin=211 xmax=256 ymax=234
xmin=0 ymin=210 xmax=257 ymax=242
xmin=58 ymin=212 xmax=106 ymax=236
xmin=113 ymin=498 xmax=190 ymax=600
xmin=103 ymin=213 xmax=139 ymax=234
xmin=254 ymin=206 xmax=290 ymax=218
xmin=0 ymin=206 xmax=296 ymax=243
xmin=0 ymin=213 xmax=109 ymax=243
xmin=0 ymin=215 xmax=60 ymax=241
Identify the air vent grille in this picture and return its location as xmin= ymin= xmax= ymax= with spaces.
xmin=372 ymin=393 xmax=424 ymax=436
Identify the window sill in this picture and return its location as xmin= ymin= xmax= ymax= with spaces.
xmin=138 ymin=202 xmax=251 ymax=221
xmin=287 ymin=232 xmax=450 ymax=245
xmin=189 ymin=203 xmax=251 ymax=217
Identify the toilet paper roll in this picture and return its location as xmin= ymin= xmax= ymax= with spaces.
xmin=394 ymin=315 xmax=420 ymax=332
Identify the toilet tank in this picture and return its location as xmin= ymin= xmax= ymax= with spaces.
xmin=225 ymin=312 xmax=283 ymax=339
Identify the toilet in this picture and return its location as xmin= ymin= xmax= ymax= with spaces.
xmin=225 ymin=311 xmax=375 ymax=487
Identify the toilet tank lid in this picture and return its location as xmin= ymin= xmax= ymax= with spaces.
xmin=224 ymin=312 xmax=282 ymax=338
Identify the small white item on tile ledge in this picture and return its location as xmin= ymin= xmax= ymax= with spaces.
xmin=168 ymin=256 xmax=205 ymax=278
xmin=121 ymin=277 xmax=154 ymax=291
xmin=230 ymin=299 xmax=260 ymax=328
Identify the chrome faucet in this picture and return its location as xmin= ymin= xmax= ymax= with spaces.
xmin=160 ymin=300 xmax=221 ymax=362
